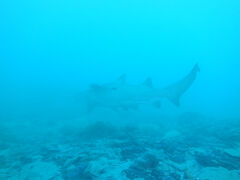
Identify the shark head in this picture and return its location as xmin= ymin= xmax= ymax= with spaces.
xmin=90 ymin=74 xmax=126 ymax=94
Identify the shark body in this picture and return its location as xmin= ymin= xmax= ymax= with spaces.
xmin=83 ymin=64 xmax=200 ymax=112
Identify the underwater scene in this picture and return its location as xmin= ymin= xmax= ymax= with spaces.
xmin=1 ymin=0 xmax=240 ymax=179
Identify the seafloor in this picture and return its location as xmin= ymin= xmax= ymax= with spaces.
xmin=1 ymin=112 xmax=240 ymax=180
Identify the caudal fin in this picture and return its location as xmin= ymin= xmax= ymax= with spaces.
xmin=162 ymin=63 xmax=200 ymax=106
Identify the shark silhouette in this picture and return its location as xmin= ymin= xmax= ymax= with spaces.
xmin=83 ymin=63 xmax=200 ymax=112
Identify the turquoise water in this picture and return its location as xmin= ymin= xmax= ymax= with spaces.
xmin=1 ymin=0 xmax=240 ymax=179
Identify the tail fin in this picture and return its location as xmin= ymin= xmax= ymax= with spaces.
xmin=163 ymin=63 xmax=199 ymax=106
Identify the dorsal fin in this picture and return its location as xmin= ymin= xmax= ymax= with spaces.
xmin=142 ymin=78 xmax=153 ymax=88
xmin=116 ymin=74 xmax=126 ymax=85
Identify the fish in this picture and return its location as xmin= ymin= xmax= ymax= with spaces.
xmin=83 ymin=63 xmax=200 ymax=112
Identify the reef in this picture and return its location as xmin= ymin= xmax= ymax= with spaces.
xmin=1 ymin=112 xmax=240 ymax=180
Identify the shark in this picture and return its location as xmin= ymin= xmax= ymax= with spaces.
xmin=82 ymin=63 xmax=200 ymax=112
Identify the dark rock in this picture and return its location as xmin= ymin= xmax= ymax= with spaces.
xmin=161 ymin=140 xmax=187 ymax=163
xmin=120 ymin=141 xmax=146 ymax=161
xmin=141 ymin=154 xmax=159 ymax=169
xmin=62 ymin=163 xmax=94 ymax=180
xmin=122 ymin=154 xmax=163 ymax=180
xmin=79 ymin=121 xmax=119 ymax=140
xmin=194 ymin=149 xmax=240 ymax=170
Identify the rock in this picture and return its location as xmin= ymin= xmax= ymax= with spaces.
xmin=16 ymin=161 xmax=61 ymax=180
xmin=120 ymin=140 xmax=146 ymax=161
xmin=79 ymin=121 xmax=119 ymax=140
xmin=63 ymin=163 xmax=94 ymax=180
xmin=199 ymin=167 xmax=240 ymax=180
xmin=122 ymin=154 xmax=162 ymax=180
xmin=160 ymin=130 xmax=188 ymax=163
xmin=194 ymin=149 xmax=240 ymax=170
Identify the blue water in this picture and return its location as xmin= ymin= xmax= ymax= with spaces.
xmin=1 ymin=0 xmax=240 ymax=179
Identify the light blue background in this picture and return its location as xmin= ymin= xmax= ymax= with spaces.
xmin=1 ymin=0 xmax=240 ymax=118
